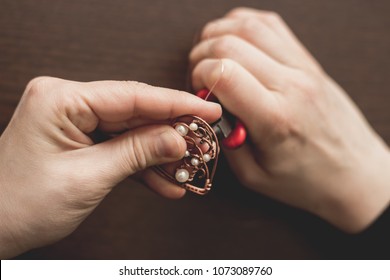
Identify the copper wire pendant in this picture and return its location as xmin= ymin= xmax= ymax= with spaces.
xmin=154 ymin=115 xmax=219 ymax=195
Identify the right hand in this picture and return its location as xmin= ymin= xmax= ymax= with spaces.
xmin=190 ymin=7 xmax=390 ymax=232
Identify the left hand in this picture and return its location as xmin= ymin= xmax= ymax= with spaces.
xmin=0 ymin=77 xmax=221 ymax=258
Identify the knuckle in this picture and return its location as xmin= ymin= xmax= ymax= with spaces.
xmin=239 ymin=17 xmax=263 ymax=37
xmin=191 ymin=60 xmax=205 ymax=82
xmin=122 ymin=80 xmax=150 ymax=93
xmin=126 ymin=80 xmax=149 ymax=88
xmin=201 ymin=20 xmax=217 ymax=39
xmin=188 ymin=47 xmax=198 ymax=63
xmin=212 ymin=35 xmax=238 ymax=57
xmin=23 ymin=77 xmax=67 ymax=110
xmin=127 ymin=135 xmax=148 ymax=173
xmin=24 ymin=76 xmax=52 ymax=99
xmin=226 ymin=7 xmax=249 ymax=18
xmin=290 ymin=72 xmax=319 ymax=94
xmin=119 ymin=81 xmax=149 ymax=112
xmin=261 ymin=11 xmax=282 ymax=25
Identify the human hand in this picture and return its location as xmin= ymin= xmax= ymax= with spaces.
xmin=190 ymin=7 xmax=390 ymax=232
xmin=0 ymin=77 xmax=221 ymax=258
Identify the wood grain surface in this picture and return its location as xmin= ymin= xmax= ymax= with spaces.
xmin=1 ymin=0 xmax=389 ymax=259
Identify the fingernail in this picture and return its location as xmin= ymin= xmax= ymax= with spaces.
xmin=156 ymin=129 xmax=185 ymax=159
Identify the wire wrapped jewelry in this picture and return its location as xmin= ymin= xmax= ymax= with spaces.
xmin=154 ymin=115 xmax=219 ymax=195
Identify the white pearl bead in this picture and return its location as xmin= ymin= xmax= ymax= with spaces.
xmin=189 ymin=122 xmax=198 ymax=131
xmin=191 ymin=157 xmax=200 ymax=166
xmin=184 ymin=150 xmax=190 ymax=157
xmin=175 ymin=124 xmax=188 ymax=136
xmin=203 ymin=154 xmax=211 ymax=162
xmin=175 ymin=169 xmax=189 ymax=183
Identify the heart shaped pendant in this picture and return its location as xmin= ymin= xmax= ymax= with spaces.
xmin=154 ymin=115 xmax=220 ymax=195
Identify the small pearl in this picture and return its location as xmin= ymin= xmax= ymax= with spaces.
xmin=184 ymin=150 xmax=190 ymax=157
xmin=189 ymin=122 xmax=198 ymax=131
xmin=175 ymin=124 xmax=188 ymax=136
xmin=191 ymin=157 xmax=200 ymax=166
xmin=203 ymin=154 xmax=211 ymax=162
xmin=175 ymin=169 xmax=189 ymax=183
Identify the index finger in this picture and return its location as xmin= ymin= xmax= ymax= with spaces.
xmin=80 ymin=80 xmax=222 ymax=123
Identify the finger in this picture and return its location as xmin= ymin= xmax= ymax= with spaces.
xmin=192 ymin=58 xmax=277 ymax=134
xmin=98 ymin=118 xmax=168 ymax=133
xmin=226 ymin=8 xmax=295 ymax=41
xmin=190 ymin=35 xmax=289 ymax=89
xmin=223 ymin=143 xmax=269 ymax=193
xmin=225 ymin=8 xmax=321 ymax=69
xmin=79 ymin=80 xmax=222 ymax=124
xmin=97 ymin=120 xmax=129 ymax=133
xmin=79 ymin=125 xmax=187 ymax=185
xmin=140 ymin=168 xmax=186 ymax=199
xmin=200 ymin=17 xmax=312 ymax=69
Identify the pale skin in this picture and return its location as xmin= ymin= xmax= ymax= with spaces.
xmin=0 ymin=7 xmax=389 ymax=259
xmin=190 ymin=7 xmax=390 ymax=233
xmin=0 ymin=78 xmax=222 ymax=258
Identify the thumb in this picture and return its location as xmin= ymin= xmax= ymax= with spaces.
xmin=85 ymin=125 xmax=186 ymax=184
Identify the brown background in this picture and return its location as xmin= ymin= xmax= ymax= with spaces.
xmin=1 ymin=0 xmax=389 ymax=259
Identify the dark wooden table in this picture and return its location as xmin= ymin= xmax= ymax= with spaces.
xmin=1 ymin=0 xmax=389 ymax=259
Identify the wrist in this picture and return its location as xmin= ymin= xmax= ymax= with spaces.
xmin=0 ymin=222 xmax=24 ymax=259
xmin=319 ymin=142 xmax=390 ymax=233
xmin=0 ymin=155 xmax=26 ymax=259
xmin=0 ymin=186 xmax=25 ymax=259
